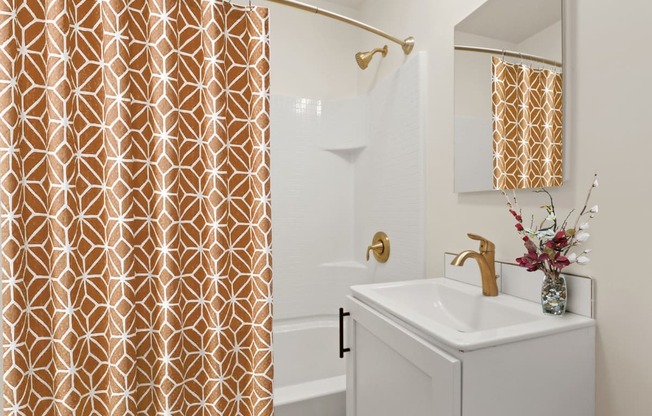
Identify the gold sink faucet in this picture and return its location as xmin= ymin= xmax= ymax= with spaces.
xmin=451 ymin=233 xmax=498 ymax=296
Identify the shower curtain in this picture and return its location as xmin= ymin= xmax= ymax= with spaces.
xmin=0 ymin=1 xmax=272 ymax=415
xmin=491 ymin=56 xmax=563 ymax=190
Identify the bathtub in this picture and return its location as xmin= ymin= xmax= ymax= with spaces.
xmin=273 ymin=318 xmax=346 ymax=416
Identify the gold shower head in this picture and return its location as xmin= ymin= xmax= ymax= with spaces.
xmin=355 ymin=45 xmax=388 ymax=70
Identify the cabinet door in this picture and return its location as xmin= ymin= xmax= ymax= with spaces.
xmin=346 ymin=297 xmax=461 ymax=416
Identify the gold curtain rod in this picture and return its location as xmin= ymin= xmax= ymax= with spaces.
xmin=454 ymin=45 xmax=561 ymax=67
xmin=265 ymin=0 xmax=415 ymax=55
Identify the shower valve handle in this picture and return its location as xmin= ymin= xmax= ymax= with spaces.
xmin=366 ymin=232 xmax=390 ymax=263
xmin=366 ymin=241 xmax=384 ymax=261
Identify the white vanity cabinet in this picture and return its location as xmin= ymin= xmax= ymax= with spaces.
xmin=345 ymin=295 xmax=595 ymax=416
xmin=345 ymin=297 xmax=461 ymax=416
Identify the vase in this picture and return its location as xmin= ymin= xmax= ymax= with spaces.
xmin=541 ymin=272 xmax=567 ymax=316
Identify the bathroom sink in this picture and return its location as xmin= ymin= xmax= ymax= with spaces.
xmin=350 ymin=278 xmax=594 ymax=350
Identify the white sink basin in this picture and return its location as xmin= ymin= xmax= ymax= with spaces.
xmin=350 ymin=278 xmax=594 ymax=351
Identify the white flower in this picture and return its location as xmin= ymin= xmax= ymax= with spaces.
xmin=579 ymin=222 xmax=590 ymax=230
xmin=593 ymin=178 xmax=599 ymax=188
xmin=567 ymin=253 xmax=577 ymax=263
xmin=546 ymin=213 xmax=556 ymax=222
xmin=536 ymin=228 xmax=555 ymax=241
xmin=575 ymin=232 xmax=590 ymax=242
xmin=589 ymin=205 xmax=599 ymax=214
xmin=576 ymin=256 xmax=590 ymax=265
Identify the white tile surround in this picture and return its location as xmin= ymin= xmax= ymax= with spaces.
xmin=354 ymin=53 xmax=427 ymax=285
xmin=444 ymin=253 xmax=594 ymax=318
xmin=271 ymin=53 xmax=427 ymax=321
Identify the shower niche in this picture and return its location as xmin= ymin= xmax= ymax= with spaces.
xmin=270 ymin=53 xmax=427 ymax=321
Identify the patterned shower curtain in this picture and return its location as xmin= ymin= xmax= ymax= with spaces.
xmin=0 ymin=1 xmax=272 ymax=415
xmin=491 ymin=56 xmax=563 ymax=190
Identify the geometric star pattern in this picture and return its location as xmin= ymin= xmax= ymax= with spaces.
xmin=492 ymin=56 xmax=563 ymax=190
xmin=0 ymin=1 xmax=272 ymax=415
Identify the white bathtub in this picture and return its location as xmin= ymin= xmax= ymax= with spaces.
xmin=273 ymin=318 xmax=346 ymax=416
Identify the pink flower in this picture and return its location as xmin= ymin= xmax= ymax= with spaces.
xmin=516 ymin=252 xmax=547 ymax=272
xmin=503 ymin=175 xmax=598 ymax=274
xmin=523 ymin=238 xmax=538 ymax=254
xmin=550 ymin=252 xmax=570 ymax=269
xmin=544 ymin=230 xmax=569 ymax=251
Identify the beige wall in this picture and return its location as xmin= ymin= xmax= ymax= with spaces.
xmin=357 ymin=0 xmax=652 ymax=414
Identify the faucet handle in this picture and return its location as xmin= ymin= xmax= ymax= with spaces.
xmin=467 ymin=233 xmax=495 ymax=253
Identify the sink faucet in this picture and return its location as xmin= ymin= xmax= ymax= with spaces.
xmin=451 ymin=233 xmax=498 ymax=296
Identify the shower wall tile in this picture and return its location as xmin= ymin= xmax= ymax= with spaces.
xmin=354 ymin=52 xmax=427 ymax=285
xmin=271 ymin=53 xmax=427 ymax=321
xmin=319 ymin=98 xmax=368 ymax=150
xmin=270 ymin=95 xmax=364 ymax=320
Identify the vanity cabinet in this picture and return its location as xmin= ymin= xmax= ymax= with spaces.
xmin=345 ymin=296 xmax=595 ymax=416
xmin=345 ymin=297 xmax=461 ymax=416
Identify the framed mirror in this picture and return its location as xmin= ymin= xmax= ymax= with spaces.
xmin=454 ymin=0 xmax=566 ymax=192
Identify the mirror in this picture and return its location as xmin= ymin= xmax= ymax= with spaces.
xmin=454 ymin=0 xmax=564 ymax=192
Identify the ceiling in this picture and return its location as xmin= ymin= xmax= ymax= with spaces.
xmin=455 ymin=0 xmax=561 ymax=44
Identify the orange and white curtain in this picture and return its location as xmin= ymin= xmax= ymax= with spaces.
xmin=491 ymin=56 xmax=563 ymax=190
xmin=0 ymin=1 xmax=273 ymax=415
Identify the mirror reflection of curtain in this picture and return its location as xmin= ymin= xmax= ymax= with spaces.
xmin=492 ymin=57 xmax=563 ymax=190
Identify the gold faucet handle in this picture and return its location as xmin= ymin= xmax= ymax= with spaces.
xmin=366 ymin=231 xmax=390 ymax=263
xmin=467 ymin=233 xmax=495 ymax=253
xmin=366 ymin=242 xmax=384 ymax=261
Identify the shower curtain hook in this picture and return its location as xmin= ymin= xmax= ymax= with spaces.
xmin=501 ymin=49 xmax=506 ymax=63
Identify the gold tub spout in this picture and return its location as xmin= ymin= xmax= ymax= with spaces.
xmin=451 ymin=234 xmax=498 ymax=296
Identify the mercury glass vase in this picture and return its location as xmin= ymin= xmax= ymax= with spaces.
xmin=541 ymin=271 xmax=567 ymax=316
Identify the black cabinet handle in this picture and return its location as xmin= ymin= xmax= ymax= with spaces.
xmin=339 ymin=307 xmax=350 ymax=358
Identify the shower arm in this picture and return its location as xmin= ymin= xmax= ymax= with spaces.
xmin=265 ymin=0 xmax=415 ymax=55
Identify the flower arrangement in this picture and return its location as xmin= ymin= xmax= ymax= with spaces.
xmin=502 ymin=175 xmax=598 ymax=275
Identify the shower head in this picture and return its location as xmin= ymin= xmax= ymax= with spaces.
xmin=355 ymin=45 xmax=388 ymax=70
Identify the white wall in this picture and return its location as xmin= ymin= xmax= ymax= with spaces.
xmin=252 ymin=0 xmax=361 ymax=98
xmin=357 ymin=0 xmax=652 ymax=414
xmin=270 ymin=95 xmax=363 ymax=320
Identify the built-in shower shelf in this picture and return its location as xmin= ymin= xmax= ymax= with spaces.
xmin=319 ymin=260 xmax=367 ymax=270
xmin=323 ymin=145 xmax=366 ymax=162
